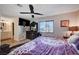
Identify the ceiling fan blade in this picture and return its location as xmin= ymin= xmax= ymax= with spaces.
xmin=29 ymin=4 xmax=34 ymax=13
xmin=34 ymin=13 xmax=43 ymax=15
xmin=20 ymin=12 xmax=43 ymax=15
xmin=32 ymin=15 xmax=34 ymax=18
xmin=20 ymin=12 xmax=32 ymax=14
xmin=20 ymin=4 xmax=43 ymax=16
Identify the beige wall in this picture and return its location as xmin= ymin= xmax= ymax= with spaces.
xmin=77 ymin=11 xmax=79 ymax=26
xmin=35 ymin=11 xmax=79 ymax=37
xmin=0 ymin=16 xmax=13 ymax=40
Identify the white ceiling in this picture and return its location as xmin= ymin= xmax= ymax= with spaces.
xmin=0 ymin=4 xmax=79 ymax=19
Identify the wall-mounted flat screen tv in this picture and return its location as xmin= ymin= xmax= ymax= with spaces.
xmin=19 ymin=18 xmax=30 ymax=26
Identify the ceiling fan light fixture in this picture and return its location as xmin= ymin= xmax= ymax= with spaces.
xmin=32 ymin=15 xmax=34 ymax=18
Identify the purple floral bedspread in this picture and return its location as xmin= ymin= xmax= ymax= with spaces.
xmin=9 ymin=36 xmax=79 ymax=55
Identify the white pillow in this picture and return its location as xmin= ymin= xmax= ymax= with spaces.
xmin=67 ymin=35 xmax=79 ymax=43
xmin=74 ymin=32 xmax=79 ymax=36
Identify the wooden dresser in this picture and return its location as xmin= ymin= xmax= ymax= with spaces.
xmin=26 ymin=31 xmax=41 ymax=40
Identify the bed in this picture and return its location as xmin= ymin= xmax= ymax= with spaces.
xmin=9 ymin=36 xmax=79 ymax=55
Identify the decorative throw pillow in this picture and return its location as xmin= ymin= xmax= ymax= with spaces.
xmin=73 ymin=38 xmax=79 ymax=50
xmin=74 ymin=32 xmax=79 ymax=36
xmin=76 ymin=41 xmax=79 ymax=50
xmin=67 ymin=35 xmax=79 ymax=43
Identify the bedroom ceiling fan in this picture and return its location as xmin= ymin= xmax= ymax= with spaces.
xmin=20 ymin=4 xmax=43 ymax=18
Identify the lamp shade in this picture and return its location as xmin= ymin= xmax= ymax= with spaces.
xmin=69 ymin=26 xmax=79 ymax=31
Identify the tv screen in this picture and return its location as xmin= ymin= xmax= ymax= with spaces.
xmin=19 ymin=18 xmax=30 ymax=26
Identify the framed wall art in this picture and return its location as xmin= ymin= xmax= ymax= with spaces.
xmin=60 ymin=20 xmax=69 ymax=27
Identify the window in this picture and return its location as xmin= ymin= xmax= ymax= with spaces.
xmin=38 ymin=20 xmax=54 ymax=32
